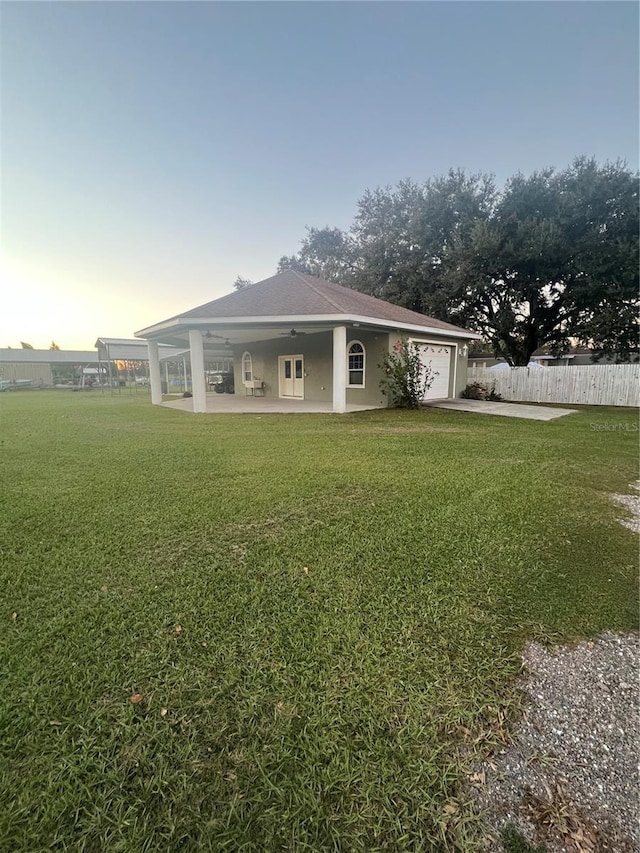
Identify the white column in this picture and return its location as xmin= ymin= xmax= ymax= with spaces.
xmin=332 ymin=325 xmax=347 ymax=414
xmin=148 ymin=341 xmax=162 ymax=405
xmin=189 ymin=329 xmax=207 ymax=413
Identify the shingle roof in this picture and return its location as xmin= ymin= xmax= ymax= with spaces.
xmin=174 ymin=270 xmax=471 ymax=335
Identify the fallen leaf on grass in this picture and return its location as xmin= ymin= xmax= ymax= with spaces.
xmin=49 ymin=720 xmax=62 ymax=726
xmin=130 ymin=693 xmax=144 ymax=704
xmin=453 ymin=724 xmax=472 ymax=737
xmin=11 ymin=612 xmax=17 ymax=620
xmin=442 ymin=801 xmax=459 ymax=815
xmin=160 ymin=708 xmax=168 ymax=717
xmin=174 ymin=625 xmax=183 ymax=635
xmin=303 ymin=566 xmax=309 ymax=574
xmin=201 ymin=641 xmax=208 ymax=648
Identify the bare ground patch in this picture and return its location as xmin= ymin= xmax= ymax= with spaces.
xmin=352 ymin=425 xmax=475 ymax=434
xmin=610 ymin=480 xmax=640 ymax=534
xmin=141 ymin=490 xmax=377 ymax=573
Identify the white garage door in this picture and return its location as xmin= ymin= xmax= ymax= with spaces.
xmin=418 ymin=343 xmax=452 ymax=400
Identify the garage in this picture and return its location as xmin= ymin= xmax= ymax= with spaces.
xmin=417 ymin=342 xmax=453 ymax=400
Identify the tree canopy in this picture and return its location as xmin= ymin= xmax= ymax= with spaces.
xmin=278 ymin=159 xmax=638 ymax=364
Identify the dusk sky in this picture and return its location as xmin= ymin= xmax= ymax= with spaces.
xmin=2 ymin=1 xmax=638 ymax=350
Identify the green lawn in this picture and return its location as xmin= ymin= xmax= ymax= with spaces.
xmin=1 ymin=392 xmax=637 ymax=852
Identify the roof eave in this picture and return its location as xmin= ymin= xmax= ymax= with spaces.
xmin=136 ymin=313 xmax=480 ymax=341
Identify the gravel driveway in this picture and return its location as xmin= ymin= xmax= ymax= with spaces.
xmin=469 ymin=480 xmax=639 ymax=851
xmin=470 ymin=633 xmax=639 ymax=852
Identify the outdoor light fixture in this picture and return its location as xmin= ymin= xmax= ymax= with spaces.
xmin=460 ymin=344 xmax=469 ymax=358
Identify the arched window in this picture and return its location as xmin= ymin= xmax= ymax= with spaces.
xmin=242 ymin=352 xmax=253 ymax=384
xmin=347 ymin=341 xmax=365 ymax=387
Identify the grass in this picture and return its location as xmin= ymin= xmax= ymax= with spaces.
xmin=501 ymin=825 xmax=546 ymax=853
xmin=0 ymin=392 xmax=637 ymax=852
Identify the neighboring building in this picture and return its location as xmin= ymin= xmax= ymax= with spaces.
xmin=0 ymin=340 xmax=205 ymax=390
xmin=135 ymin=270 xmax=479 ymax=413
xmin=0 ymin=349 xmax=100 ymax=387
xmin=467 ymin=354 xmax=504 ymax=370
xmin=469 ymin=347 xmax=639 ymax=369
xmin=530 ymin=348 xmax=639 ymax=366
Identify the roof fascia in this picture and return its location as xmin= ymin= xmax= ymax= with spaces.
xmin=136 ymin=313 xmax=480 ymax=341
xmin=349 ymin=316 xmax=481 ymax=340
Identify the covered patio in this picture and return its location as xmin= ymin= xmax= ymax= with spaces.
xmin=161 ymin=394 xmax=383 ymax=414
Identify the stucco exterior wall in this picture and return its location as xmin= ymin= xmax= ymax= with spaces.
xmin=231 ymin=329 xmax=391 ymax=406
xmin=456 ymin=351 xmax=468 ymax=396
xmin=228 ymin=328 xmax=470 ymax=404
xmin=232 ymin=333 xmax=332 ymax=402
xmin=346 ymin=330 xmax=390 ymax=407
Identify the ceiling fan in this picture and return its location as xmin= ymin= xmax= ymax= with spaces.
xmin=204 ymin=331 xmax=232 ymax=348
xmin=278 ymin=328 xmax=307 ymax=338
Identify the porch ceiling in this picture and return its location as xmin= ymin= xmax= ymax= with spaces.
xmin=144 ymin=321 xmax=359 ymax=350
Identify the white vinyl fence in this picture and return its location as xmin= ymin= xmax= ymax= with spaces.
xmin=468 ymin=364 xmax=640 ymax=408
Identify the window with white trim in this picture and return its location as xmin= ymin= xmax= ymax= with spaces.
xmin=242 ymin=352 xmax=253 ymax=384
xmin=347 ymin=341 xmax=365 ymax=387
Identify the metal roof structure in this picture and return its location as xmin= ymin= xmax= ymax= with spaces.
xmin=94 ymin=337 xmax=184 ymax=362
xmin=0 ymin=349 xmax=99 ymax=364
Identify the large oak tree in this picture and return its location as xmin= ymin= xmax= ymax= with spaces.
xmin=278 ymin=159 xmax=638 ymax=365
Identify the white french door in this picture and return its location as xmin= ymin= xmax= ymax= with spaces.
xmin=278 ymin=355 xmax=304 ymax=398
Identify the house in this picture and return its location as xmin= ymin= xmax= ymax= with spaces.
xmin=135 ymin=271 xmax=479 ymax=413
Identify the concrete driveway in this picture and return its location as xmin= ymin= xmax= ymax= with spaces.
xmin=424 ymin=399 xmax=577 ymax=421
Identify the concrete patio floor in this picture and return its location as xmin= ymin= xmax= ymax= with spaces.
xmin=424 ymin=398 xmax=577 ymax=421
xmin=161 ymin=394 xmax=384 ymax=414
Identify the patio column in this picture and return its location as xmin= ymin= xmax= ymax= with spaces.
xmin=332 ymin=325 xmax=347 ymax=414
xmin=189 ymin=329 xmax=207 ymax=413
xmin=148 ymin=341 xmax=162 ymax=405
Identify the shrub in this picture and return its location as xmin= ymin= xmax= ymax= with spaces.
xmin=461 ymin=382 xmax=487 ymax=400
xmin=461 ymin=382 xmax=502 ymax=401
xmin=379 ymin=338 xmax=437 ymax=408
